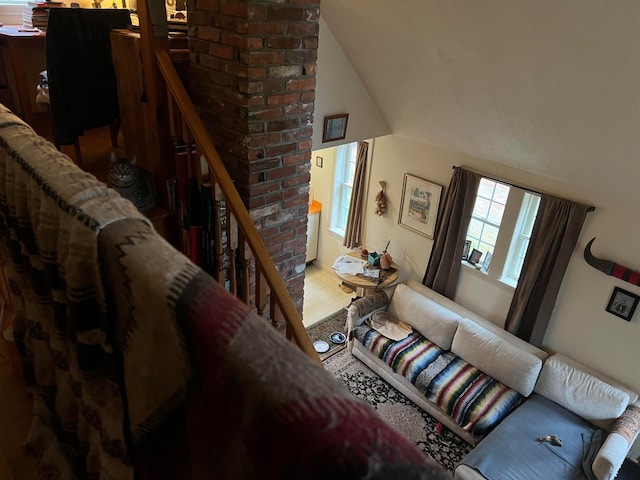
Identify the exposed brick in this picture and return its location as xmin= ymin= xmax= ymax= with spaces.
xmin=267 ymin=6 xmax=304 ymax=21
xmin=265 ymin=165 xmax=297 ymax=180
xmin=282 ymin=152 xmax=308 ymax=166
xmin=282 ymin=127 xmax=313 ymax=143
xmin=284 ymin=102 xmax=314 ymax=115
xmin=287 ymin=49 xmax=317 ymax=64
xmin=245 ymin=132 xmax=282 ymax=148
xmin=196 ymin=0 xmax=220 ymax=12
xmin=247 ymin=6 xmax=266 ymax=19
xmin=248 ymin=95 xmax=265 ymax=107
xmin=250 ymin=107 xmax=284 ymax=121
xmin=286 ymin=77 xmax=315 ymax=91
xmin=268 ymin=65 xmax=302 ymax=78
xmin=302 ymin=37 xmax=318 ymax=49
xmin=287 ymin=23 xmax=318 ymax=36
xmin=239 ymin=51 xmax=285 ymax=65
xmin=301 ymin=90 xmax=315 ymax=102
xmin=265 ymin=142 xmax=297 ymax=157
xmin=267 ymin=118 xmax=300 ymax=132
xmin=267 ymin=92 xmax=300 ymax=106
xmin=220 ymin=0 xmax=247 ymax=17
xmin=209 ymin=43 xmax=235 ymax=60
xmin=297 ymin=139 xmax=313 ymax=151
xmin=304 ymin=7 xmax=320 ymax=22
xmin=214 ymin=14 xmax=235 ymax=29
xmin=244 ymin=22 xmax=287 ymax=35
xmin=267 ymin=36 xmax=301 ymax=50
xmin=303 ymin=64 xmax=316 ymax=76
xmin=283 ymin=172 xmax=311 ymax=188
xmin=198 ymin=25 xmax=222 ymax=42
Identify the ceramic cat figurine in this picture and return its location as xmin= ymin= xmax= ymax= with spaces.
xmin=107 ymin=152 xmax=156 ymax=213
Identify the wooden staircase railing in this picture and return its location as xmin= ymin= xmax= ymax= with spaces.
xmin=133 ymin=8 xmax=320 ymax=362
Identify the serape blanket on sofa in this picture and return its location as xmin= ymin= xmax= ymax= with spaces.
xmin=354 ymin=325 xmax=523 ymax=436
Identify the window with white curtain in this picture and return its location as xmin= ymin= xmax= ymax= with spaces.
xmin=330 ymin=142 xmax=357 ymax=236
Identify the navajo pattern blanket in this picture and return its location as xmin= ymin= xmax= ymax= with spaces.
xmin=0 ymin=107 xmax=148 ymax=479
xmin=0 ymin=106 xmax=449 ymax=479
xmin=354 ymin=325 xmax=524 ymax=436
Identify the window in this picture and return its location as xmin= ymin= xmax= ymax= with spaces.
xmin=465 ymin=178 xmax=540 ymax=287
xmin=330 ymin=142 xmax=357 ymax=236
xmin=467 ymin=178 xmax=510 ymax=259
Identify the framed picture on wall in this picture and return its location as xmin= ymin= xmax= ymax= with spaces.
xmin=322 ymin=113 xmax=349 ymax=142
xmin=398 ymin=174 xmax=442 ymax=239
xmin=605 ymin=286 xmax=639 ymax=321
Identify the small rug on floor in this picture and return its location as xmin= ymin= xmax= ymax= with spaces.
xmin=305 ymin=309 xmax=348 ymax=360
xmin=324 ymin=348 xmax=472 ymax=472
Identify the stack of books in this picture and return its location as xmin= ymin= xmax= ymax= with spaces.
xmin=23 ymin=1 xmax=65 ymax=31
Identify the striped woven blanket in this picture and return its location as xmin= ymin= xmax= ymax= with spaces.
xmin=354 ymin=326 xmax=524 ymax=436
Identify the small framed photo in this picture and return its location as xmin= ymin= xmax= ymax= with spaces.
xmin=606 ymin=286 xmax=639 ymax=321
xmin=481 ymin=251 xmax=492 ymax=271
xmin=398 ymin=174 xmax=443 ymax=239
xmin=468 ymin=248 xmax=483 ymax=265
xmin=462 ymin=240 xmax=471 ymax=260
xmin=322 ymin=113 xmax=349 ymax=143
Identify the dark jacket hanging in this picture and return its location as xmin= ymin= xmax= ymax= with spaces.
xmin=46 ymin=8 xmax=131 ymax=145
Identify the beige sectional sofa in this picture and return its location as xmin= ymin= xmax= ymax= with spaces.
xmin=346 ymin=280 xmax=640 ymax=480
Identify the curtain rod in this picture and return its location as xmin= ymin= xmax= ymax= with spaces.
xmin=452 ymin=165 xmax=596 ymax=212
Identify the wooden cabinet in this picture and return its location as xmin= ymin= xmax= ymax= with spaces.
xmin=0 ymin=27 xmax=47 ymax=124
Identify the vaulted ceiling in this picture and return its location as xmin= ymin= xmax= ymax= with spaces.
xmin=320 ymin=1 xmax=640 ymax=206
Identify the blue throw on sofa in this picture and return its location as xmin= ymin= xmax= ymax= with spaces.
xmin=460 ymin=394 xmax=604 ymax=479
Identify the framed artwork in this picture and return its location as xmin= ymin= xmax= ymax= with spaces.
xmin=605 ymin=286 xmax=639 ymax=321
xmin=322 ymin=113 xmax=349 ymax=142
xmin=462 ymin=240 xmax=472 ymax=260
xmin=468 ymin=248 xmax=483 ymax=265
xmin=398 ymin=174 xmax=442 ymax=239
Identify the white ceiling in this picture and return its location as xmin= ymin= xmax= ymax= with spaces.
xmin=320 ymin=0 xmax=640 ymax=206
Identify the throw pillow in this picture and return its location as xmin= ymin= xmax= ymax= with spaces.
xmin=611 ymin=405 xmax=640 ymax=445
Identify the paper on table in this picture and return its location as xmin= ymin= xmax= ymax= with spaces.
xmin=332 ymin=254 xmax=367 ymax=275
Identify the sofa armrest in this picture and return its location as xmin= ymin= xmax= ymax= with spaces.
xmin=592 ymin=433 xmax=630 ymax=480
xmin=592 ymin=404 xmax=640 ymax=480
xmin=346 ymin=291 xmax=389 ymax=336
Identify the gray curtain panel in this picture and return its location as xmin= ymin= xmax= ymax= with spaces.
xmin=343 ymin=141 xmax=369 ymax=249
xmin=422 ymin=168 xmax=481 ymax=298
xmin=505 ymin=195 xmax=589 ymax=345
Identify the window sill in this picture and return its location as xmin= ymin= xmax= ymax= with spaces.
xmin=460 ymin=261 xmax=515 ymax=294
xmin=328 ymin=227 xmax=345 ymax=240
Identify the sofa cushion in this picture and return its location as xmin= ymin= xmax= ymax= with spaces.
xmin=534 ymin=354 xmax=630 ymax=428
xmin=388 ymin=283 xmax=461 ymax=350
xmin=451 ymin=318 xmax=543 ymax=396
xmin=459 ymin=394 xmax=602 ymax=480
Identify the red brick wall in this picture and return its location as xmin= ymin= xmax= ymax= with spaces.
xmin=187 ymin=0 xmax=320 ymax=313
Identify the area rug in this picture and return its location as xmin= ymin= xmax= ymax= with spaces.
xmin=324 ymin=348 xmax=472 ymax=472
xmin=305 ymin=309 xmax=348 ymax=360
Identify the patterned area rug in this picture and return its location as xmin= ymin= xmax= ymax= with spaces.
xmin=306 ymin=309 xmax=348 ymax=360
xmin=324 ymin=348 xmax=472 ymax=472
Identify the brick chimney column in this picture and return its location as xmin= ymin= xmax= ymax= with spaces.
xmin=188 ymin=0 xmax=319 ymax=314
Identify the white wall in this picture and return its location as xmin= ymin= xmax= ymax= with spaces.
xmin=311 ymin=133 xmax=640 ymax=406
xmin=313 ymin=18 xmax=390 ymax=149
